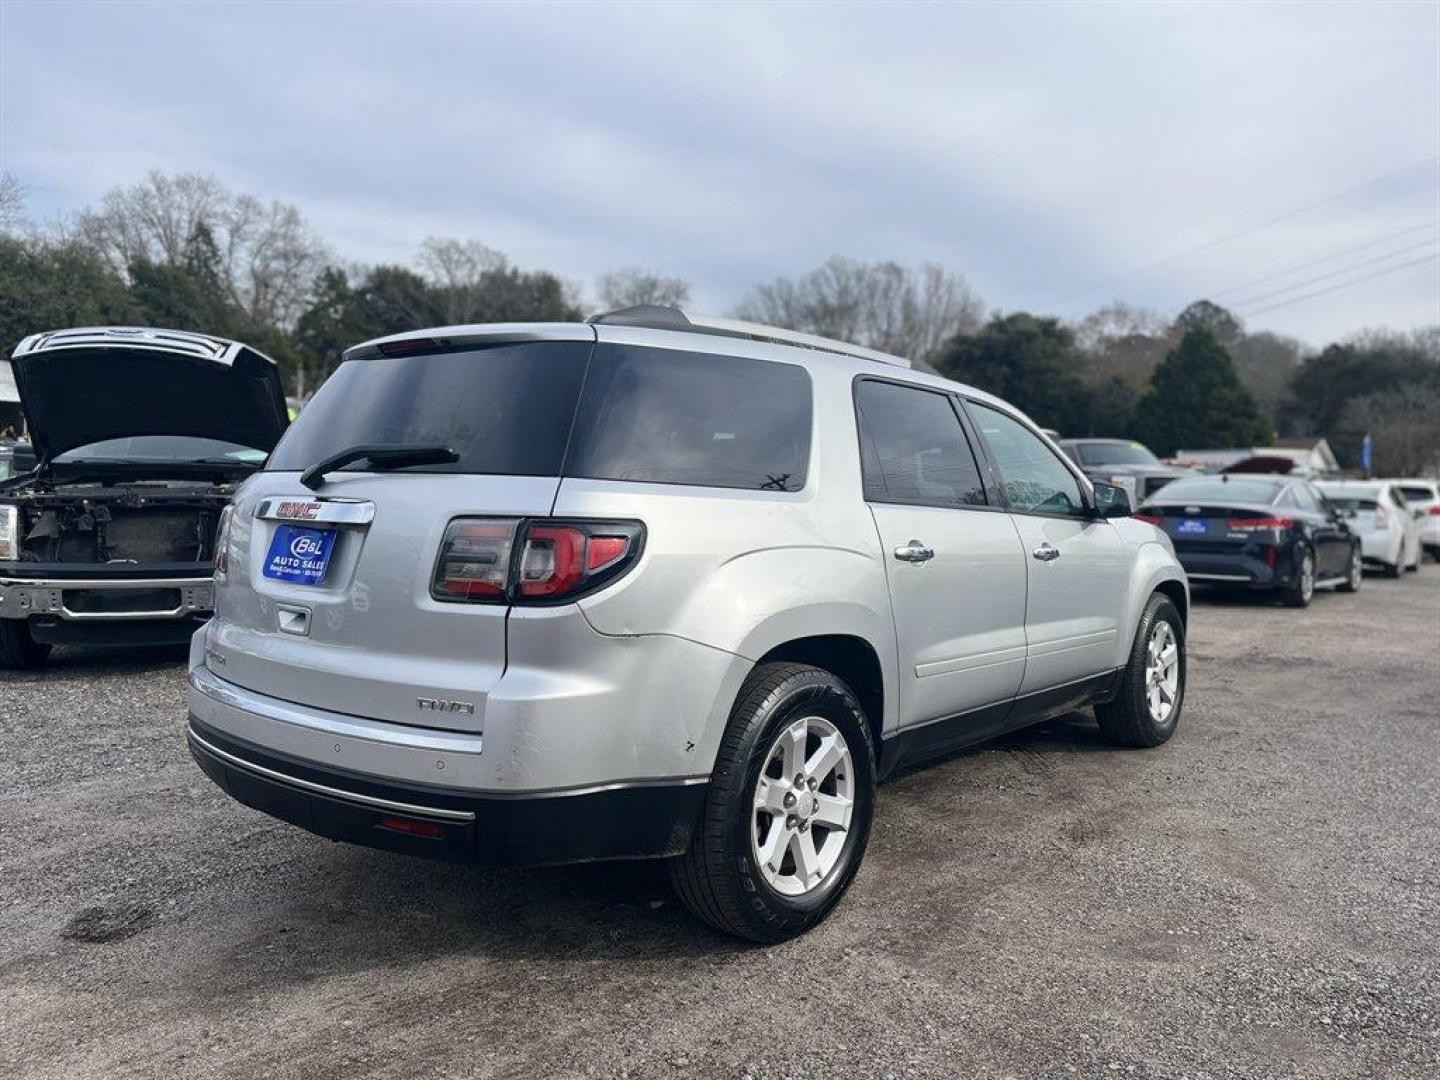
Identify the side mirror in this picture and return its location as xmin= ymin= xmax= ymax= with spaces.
xmin=1092 ymin=481 xmax=1132 ymax=518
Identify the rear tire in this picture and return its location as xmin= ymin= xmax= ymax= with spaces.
xmin=0 ymin=619 xmax=52 ymax=670
xmin=1095 ymin=592 xmax=1185 ymax=749
xmin=1282 ymin=547 xmax=1315 ymax=607
xmin=668 ymin=662 xmax=876 ymax=943
xmin=1383 ymin=559 xmax=1401 ymax=579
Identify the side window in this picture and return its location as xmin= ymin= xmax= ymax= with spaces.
xmin=968 ymin=402 xmax=1087 ymax=518
xmin=854 ymin=380 xmax=988 ymax=508
xmin=566 ymin=345 xmax=812 ymax=491
xmin=1292 ymin=484 xmax=1321 ymax=513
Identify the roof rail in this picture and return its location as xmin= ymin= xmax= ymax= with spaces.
xmin=588 ymin=305 xmax=912 ymax=369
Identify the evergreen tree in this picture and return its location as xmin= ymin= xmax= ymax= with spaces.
xmin=1135 ymin=329 xmax=1271 ymax=455
xmin=937 ymin=313 xmax=1093 ymax=434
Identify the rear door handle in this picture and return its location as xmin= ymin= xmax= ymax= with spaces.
xmin=1032 ymin=543 xmax=1061 ymax=562
xmin=894 ymin=541 xmax=935 ymax=563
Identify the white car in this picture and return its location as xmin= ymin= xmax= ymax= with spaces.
xmin=1386 ymin=478 xmax=1440 ymax=562
xmin=1313 ymin=479 xmax=1422 ymax=577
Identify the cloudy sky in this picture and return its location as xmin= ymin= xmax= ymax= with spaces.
xmin=2 ymin=1 xmax=1436 ymax=346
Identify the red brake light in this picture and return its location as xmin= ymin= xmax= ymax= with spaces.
xmin=1429 ymin=505 xmax=1440 ymax=516
xmin=1374 ymin=507 xmax=1389 ymax=529
xmin=1133 ymin=513 xmax=1163 ymax=526
xmin=1226 ymin=517 xmax=1293 ymax=532
xmin=432 ymin=518 xmax=643 ymax=605
xmin=377 ymin=337 xmax=442 ymax=357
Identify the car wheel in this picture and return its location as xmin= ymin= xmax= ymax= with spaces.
xmin=668 ymin=662 xmax=876 ymax=943
xmin=1282 ymin=547 xmax=1315 ymax=607
xmin=1337 ymin=546 xmax=1363 ymax=593
xmin=0 ymin=619 xmax=52 ymax=670
xmin=1095 ymin=592 xmax=1186 ymax=749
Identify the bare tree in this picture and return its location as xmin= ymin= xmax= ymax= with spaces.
xmin=0 ymin=172 xmax=26 ymax=235
xmin=1230 ymin=330 xmax=1306 ymax=418
xmin=595 ymin=268 xmax=690 ymax=311
xmin=734 ymin=257 xmax=983 ymax=364
xmin=76 ymin=171 xmax=327 ymax=329
xmin=1343 ymin=387 xmax=1440 ymax=476
xmin=417 ymin=236 xmax=507 ymax=323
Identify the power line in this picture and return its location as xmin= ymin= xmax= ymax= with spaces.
xmin=1038 ymin=155 xmax=1440 ymax=308
xmin=1238 ymin=253 xmax=1438 ymax=318
xmin=1209 ymin=219 xmax=1439 ymax=300
xmin=1229 ymin=236 xmax=1440 ymax=309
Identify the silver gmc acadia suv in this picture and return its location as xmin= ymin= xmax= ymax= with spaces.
xmin=188 ymin=306 xmax=1189 ymax=942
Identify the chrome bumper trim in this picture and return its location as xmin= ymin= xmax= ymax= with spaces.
xmin=188 ymin=727 xmax=476 ymax=822
xmin=1186 ymin=573 xmax=1252 ymax=582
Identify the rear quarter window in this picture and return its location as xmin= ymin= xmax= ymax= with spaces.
xmin=565 ymin=344 xmax=812 ymax=492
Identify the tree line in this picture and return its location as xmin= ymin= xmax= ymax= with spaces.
xmin=2 ymin=171 xmax=1436 ymax=472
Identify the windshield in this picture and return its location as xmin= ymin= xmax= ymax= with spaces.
xmin=1077 ymin=441 xmax=1160 ymax=467
xmin=55 ymin=436 xmax=267 ymax=465
xmin=1154 ymin=478 xmax=1283 ymax=504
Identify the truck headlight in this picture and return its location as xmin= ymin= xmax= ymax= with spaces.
xmin=0 ymin=505 xmax=18 ymax=561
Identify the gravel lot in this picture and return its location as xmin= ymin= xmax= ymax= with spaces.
xmin=2 ymin=571 xmax=1438 ymax=1080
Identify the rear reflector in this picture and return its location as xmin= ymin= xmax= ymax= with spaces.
xmin=432 ymin=517 xmax=644 ymax=605
xmin=379 ymin=816 xmax=443 ymax=839
xmin=1227 ymin=517 xmax=1293 ymax=532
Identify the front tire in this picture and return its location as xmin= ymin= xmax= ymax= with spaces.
xmin=1095 ymin=592 xmax=1185 ymax=748
xmin=668 ymin=662 xmax=876 ymax=943
xmin=0 ymin=619 xmax=52 ymax=670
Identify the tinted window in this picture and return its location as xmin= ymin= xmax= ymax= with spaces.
xmin=1076 ymin=441 xmax=1160 ymax=467
xmin=854 ymin=380 xmax=987 ymax=507
xmin=1325 ymin=496 xmax=1379 ymax=512
xmin=1397 ymin=485 xmax=1436 ymax=503
xmin=566 ymin=344 xmax=811 ymax=491
xmin=1157 ymin=478 xmax=1284 ymax=504
xmin=269 ymin=342 xmax=591 ymax=476
xmin=969 ymin=403 xmax=1086 ymax=517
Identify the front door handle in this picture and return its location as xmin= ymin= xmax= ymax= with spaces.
xmin=894 ymin=541 xmax=935 ymax=563
xmin=1032 ymin=543 xmax=1061 ymax=562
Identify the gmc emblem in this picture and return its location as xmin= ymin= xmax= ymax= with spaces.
xmin=416 ymin=697 xmax=476 ymax=716
xmin=277 ymin=501 xmax=322 ymax=520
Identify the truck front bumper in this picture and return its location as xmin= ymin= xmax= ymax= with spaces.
xmin=0 ymin=574 xmax=213 ymax=621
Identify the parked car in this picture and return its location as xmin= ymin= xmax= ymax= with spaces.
xmin=185 ymin=307 xmax=1190 ymax=942
xmin=1137 ymin=473 xmax=1362 ymax=606
xmin=1385 ymin=478 xmax=1440 ymax=562
xmin=1313 ymin=479 xmax=1422 ymax=577
xmin=0 ymin=327 xmax=289 ymax=668
xmin=1058 ymin=438 xmax=1190 ymax=507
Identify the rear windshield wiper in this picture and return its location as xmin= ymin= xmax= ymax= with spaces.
xmin=299 ymin=444 xmax=459 ymax=490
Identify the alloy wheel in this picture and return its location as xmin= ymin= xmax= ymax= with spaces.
xmin=1300 ymin=552 xmax=1315 ymax=603
xmin=751 ymin=716 xmax=855 ymax=897
xmin=1144 ymin=620 xmax=1181 ymax=725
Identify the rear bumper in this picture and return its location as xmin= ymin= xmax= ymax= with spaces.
xmin=188 ymin=715 xmax=707 ymax=866
xmin=1175 ymin=548 xmax=1295 ymax=589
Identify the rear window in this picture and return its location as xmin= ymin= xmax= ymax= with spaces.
xmin=565 ymin=344 xmax=811 ymax=491
xmin=1157 ymin=478 xmax=1284 ymax=504
xmin=1398 ymin=485 xmax=1437 ymax=502
xmin=268 ymin=343 xmax=592 ymax=477
xmin=268 ymin=340 xmax=812 ymax=491
xmin=1325 ymin=497 xmax=1379 ymax=512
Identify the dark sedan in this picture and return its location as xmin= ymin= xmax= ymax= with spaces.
xmin=1138 ymin=474 xmax=1362 ymax=607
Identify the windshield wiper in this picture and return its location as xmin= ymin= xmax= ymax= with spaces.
xmin=299 ymin=444 xmax=459 ymax=490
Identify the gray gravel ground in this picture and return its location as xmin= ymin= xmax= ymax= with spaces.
xmin=2 ymin=571 xmax=1438 ymax=1080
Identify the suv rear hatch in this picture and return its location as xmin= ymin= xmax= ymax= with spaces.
xmin=209 ymin=329 xmax=596 ymax=733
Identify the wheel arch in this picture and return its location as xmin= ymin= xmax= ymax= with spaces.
xmin=755 ymin=634 xmax=887 ymax=755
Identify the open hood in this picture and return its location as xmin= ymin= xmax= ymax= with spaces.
xmin=9 ymin=327 xmax=289 ymax=465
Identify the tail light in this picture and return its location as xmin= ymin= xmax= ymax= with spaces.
xmin=431 ymin=517 xmax=644 ymax=605
xmin=1132 ymin=513 xmax=1163 ymax=526
xmin=213 ymin=505 xmax=235 ymax=582
xmin=1374 ymin=507 xmax=1390 ymax=530
xmin=1429 ymin=505 xmax=1440 ymax=516
xmin=1227 ymin=517 xmax=1293 ymax=532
